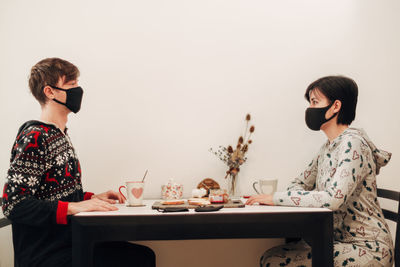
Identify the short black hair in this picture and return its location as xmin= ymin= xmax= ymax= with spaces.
xmin=305 ymin=76 xmax=358 ymax=125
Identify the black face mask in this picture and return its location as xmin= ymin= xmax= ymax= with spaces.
xmin=50 ymin=85 xmax=83 ymax=113
xmin=305 ymin=102 xmax=337 ymax=131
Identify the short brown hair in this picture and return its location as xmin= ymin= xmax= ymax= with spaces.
xmin=29 ymin=58 xmax=80 ymax=105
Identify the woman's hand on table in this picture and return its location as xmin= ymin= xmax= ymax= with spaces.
xmin=92 ymin=190 xmax=125 ymax=204
xmin=245 ymin=194 xmax=274 ymax=206
xmin=67 ymin=198 xmax=118 ymax=215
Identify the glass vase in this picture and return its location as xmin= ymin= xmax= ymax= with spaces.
xmin=228 ymin=174 xmax=239 ymax=198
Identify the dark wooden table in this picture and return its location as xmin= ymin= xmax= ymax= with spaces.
xmin=72 ymin=200 xmax=333 ymax=267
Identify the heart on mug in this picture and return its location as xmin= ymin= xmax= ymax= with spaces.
xmin=131 ymin=188 xmax=143 ymax=199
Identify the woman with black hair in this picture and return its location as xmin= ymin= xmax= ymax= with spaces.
xmin=246 ymin=76 xmax=393 ymax=267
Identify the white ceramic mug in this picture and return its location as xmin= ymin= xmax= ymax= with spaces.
xmin=253 ymin=179 xmax=278 ymax=195
xmin=119 ymin=181 xmax=145 ymax=206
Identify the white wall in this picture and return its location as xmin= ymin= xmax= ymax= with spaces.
xmin=1 ymin=1 xmax=399 ymax=266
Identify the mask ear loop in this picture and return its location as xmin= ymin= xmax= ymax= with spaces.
xmin=52 ymin=98 xmax=68 ymax=107
xmin=44 ymin=85 xmax=68 ymax=106
xmin=325 ymin=101 xmax=339 ymax=122
xmin=48 ymin=85 xmax=68 ymax=91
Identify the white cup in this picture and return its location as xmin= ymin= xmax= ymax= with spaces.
xmin=253 ymin=179 xmax=278 ymax=195
xmin=192 ymin=188 xmax=207 ymax=198
xmin=119 ymin=181 xmax=145 ymax=206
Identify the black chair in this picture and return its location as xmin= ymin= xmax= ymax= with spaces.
xmin=0 ymin=197 xmax=11 ymax=228
xmin=377 ymin=188 xmax=400 ymax=267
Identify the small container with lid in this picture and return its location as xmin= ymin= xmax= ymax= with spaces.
xmin=209 ymin=189 xmax=229 ymax=204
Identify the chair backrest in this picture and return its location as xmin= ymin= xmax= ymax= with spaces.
xmin=0 ymin=197 xmax=12 ymax=228
xmin=377 ymin=188 xmax=400 ymax=267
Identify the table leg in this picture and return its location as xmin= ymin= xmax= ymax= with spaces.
xmin=311 ymin=215 xmax=333 ymax=267
xmin=72 ymin=222 xmax=94 ymax=267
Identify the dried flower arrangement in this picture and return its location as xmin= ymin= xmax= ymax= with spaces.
xmin=209 ymin=114 xmax=255 ymax=196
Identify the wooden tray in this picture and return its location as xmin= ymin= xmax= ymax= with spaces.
xmin=152 ymin=200 xmax=245 ymax=210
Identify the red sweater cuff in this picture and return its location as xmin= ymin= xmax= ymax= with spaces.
xmin=56 ymin=201 xmax=69 ymax=225
xmin=84 ymin=192 xmax=94 ymax=200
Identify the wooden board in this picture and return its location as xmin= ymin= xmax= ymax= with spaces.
xmin=152 ymin=200 xmax=245 ymax=210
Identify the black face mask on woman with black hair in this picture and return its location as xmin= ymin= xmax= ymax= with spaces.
xmin=305 ymin=102 xmax=337 ymax=131
xmin=49 ymin=85 xmax=84 ymax=113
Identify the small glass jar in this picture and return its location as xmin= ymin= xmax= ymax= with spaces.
xmin=209 ymin=189 xmax=229 ymax=204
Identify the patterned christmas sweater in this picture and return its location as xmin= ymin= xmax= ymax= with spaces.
xmin=2 ymin=120 xmax=93 ymax=267
xmin=273 ymin=128 xmax=394 ymax=261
